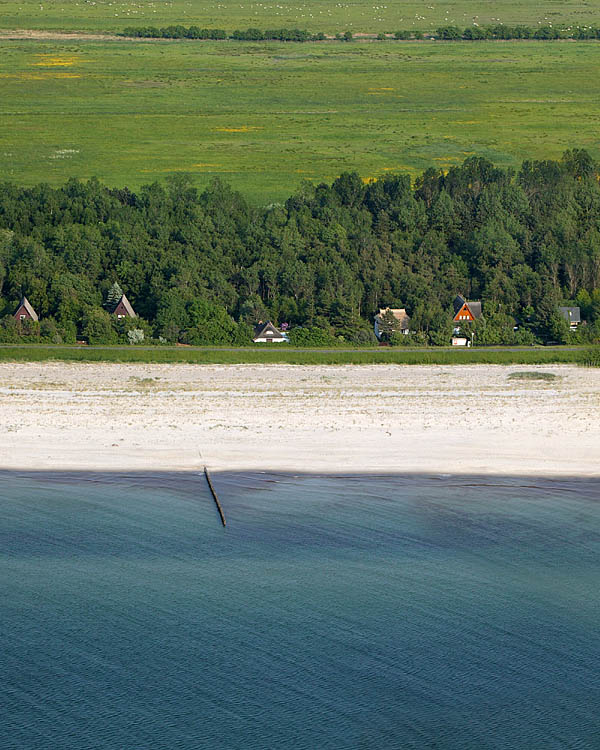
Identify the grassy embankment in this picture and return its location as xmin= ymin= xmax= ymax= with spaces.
xmin=0 ymin=345 xmax=591 ymax=365
xmin=1 ymin=0 xmax=599 ymax=34
xmin=1 ymin=39 xmax=600 ymax=202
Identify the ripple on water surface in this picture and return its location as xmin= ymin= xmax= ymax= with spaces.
xmin=2 ymin=471 xmax=600 ymax=749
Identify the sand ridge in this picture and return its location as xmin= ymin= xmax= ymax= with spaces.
xmin=0 ymin=362 xmax=598 ymax=476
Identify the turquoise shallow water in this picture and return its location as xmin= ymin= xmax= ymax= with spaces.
xmin=2 ymin=471 xmax=600 ymax=749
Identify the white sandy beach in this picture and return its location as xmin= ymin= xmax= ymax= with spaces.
xmin=0 ymin=362 xmax=598 ymax=476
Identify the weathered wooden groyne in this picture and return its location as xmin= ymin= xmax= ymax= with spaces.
xmin=204 ymin=466 xmax=226 ymax=527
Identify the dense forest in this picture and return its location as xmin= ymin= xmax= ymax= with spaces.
xmin=1 ymin=151 xmax=600 ymax=346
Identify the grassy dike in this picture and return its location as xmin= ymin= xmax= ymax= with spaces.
xmin=0 ymin=345 xmax=590 ymax=365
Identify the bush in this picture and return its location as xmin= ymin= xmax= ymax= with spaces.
xmin=436 ymin=26 xmax=462 ymax=40
xmin=127 ymin=328 xmax=145 ymax=345
xmin=81 ymin=308 xmax=118 ymax=345
xmin=0 ymin=315 xmax=19 ymax=343
xmin=287 ymin=326 xmax=339 ymax=347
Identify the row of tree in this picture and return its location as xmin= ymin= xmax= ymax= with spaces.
xmin=436 ymin=24 xmax=600 ymax=40
xmin=120 ymin=24 xmax=600 ymax=42
xmin=120 ymin=26 xmax=323 ymax=41
xmin=1 ymin=150 xmax=600 ymax=346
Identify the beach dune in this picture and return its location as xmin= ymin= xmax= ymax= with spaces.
xmin=0 ymin=363 xmax=597 ymax=477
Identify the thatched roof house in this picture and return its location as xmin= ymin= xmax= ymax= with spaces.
xmin=374 ymin=307 xmax=410 ymax=339
xmin=253 ymin=321 xmax=288 ymax=343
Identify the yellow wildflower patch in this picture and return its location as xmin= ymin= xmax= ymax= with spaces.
xmin=214 ymin=126 xmax=262 ymax=133
xmin=33 ymin=54 xmax=82 ymax=67
xmin=0 ymin=72 xmax=81 ymax=80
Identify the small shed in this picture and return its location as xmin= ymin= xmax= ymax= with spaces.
xmin=451 ymin=336 xmax=471 ymax=347
xmin=253 ymin=321 xmax=288 ymax=343
xmin=374 ymin=307 xmax=411 ymax=339
xmin=558 ymin=306 xmax=581 ymax=331
xmin=112 ymin=294 xmax=136 ymax=319
xmin=13 ymin=296 xmax=39 ymax=322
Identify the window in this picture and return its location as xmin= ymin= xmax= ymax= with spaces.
xmin=19 ymin=314 xmax=26 ymax=321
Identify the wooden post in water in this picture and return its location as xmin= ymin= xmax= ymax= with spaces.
xmin=204 ymin=466 xmax=226 ymax=527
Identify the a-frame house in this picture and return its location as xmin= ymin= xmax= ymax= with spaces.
xmin=112 ymin=294 xmax=136 ymax=319
xmin=453 ymin=295 xmax=482 ymax=324
xmin=13 ymin=296 xmax=39 ymax=322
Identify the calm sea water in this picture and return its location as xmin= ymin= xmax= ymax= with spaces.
xmin=2 ymin=471 xmax=600 ymax=749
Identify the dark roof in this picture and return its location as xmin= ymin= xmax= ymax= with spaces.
xmin=453 ymin=295 xmax=466 ymax=314
xmin=253 ymin=321 xmax=285 ymax=339
xmin=558 ymin=306 xmax=581 ymax=323
xmin=16 ymin=296 xmax=39 ymax=321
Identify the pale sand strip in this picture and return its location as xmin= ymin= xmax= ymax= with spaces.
xmin=0 ymin=363 xmax=598 ymax=476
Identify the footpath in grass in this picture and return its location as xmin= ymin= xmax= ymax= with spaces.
xmin=1 ymin=39 xmax=599 ymax=201
xmin=0 ymin=346 xmax=589 ymax=365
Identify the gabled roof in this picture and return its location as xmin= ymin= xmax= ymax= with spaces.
xmin=16 ymin=296 xmax=39 ymax=321
xmin=376 ymin=307 xmax=410 ymax=329
xmin=253 ymin=320 xmax=285 ymax=339
xmin=558 ymin=306 xmax=581 ymax=323
xmin=115 ymin=294 xmax=136 ymax=317
xmin=453 ymin=295 xmax=482 ymax=320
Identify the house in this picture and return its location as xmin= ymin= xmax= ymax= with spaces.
xmin=112 ymin=294 xmax=136 ymax=319
xmin=558 ymin=306 xmax=581 ymax=331
xmin=13 ymin=296 xmax=39 ymax=322
xmin=453 ymin=295 xmax=482 ymax=324
xmin=253 ymin=321 xmax=288 ymax=343
xmin=374 ymin=307 xmax=411 ymax=339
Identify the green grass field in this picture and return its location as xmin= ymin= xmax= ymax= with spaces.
xmin=0 ymin=344 xmax=590 ymax=365
xmin=1 ymin=38 xmax=600 ymax=202
xmin=1 ymin=0 xmax=599 ymax=34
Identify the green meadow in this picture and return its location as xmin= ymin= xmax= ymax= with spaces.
xmin=1 ymin=0 xmax=599 ymax=34
xmin=1 ymin=39 xmax=599 ymax=202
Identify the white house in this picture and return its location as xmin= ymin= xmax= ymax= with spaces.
xmin=253 ymin=321 xmax=289 ymax=343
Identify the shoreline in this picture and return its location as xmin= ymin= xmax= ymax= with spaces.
xmin=0 ymin=362 xmax=598 ymax=478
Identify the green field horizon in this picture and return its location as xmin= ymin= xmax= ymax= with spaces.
xmin=2 ymin=38 xmax=600 ymax=202
xmin=1 ymin=0 xmax=600 ymax=35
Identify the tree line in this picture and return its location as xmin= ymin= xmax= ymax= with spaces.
xmin=120 ymin=24 xmax=600 ymax=42
xmin=1 ymin=150 xmax=600 ymax=347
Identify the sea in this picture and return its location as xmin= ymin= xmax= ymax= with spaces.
xmin=2 ymin=471 xmax=600 ymax=749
